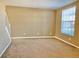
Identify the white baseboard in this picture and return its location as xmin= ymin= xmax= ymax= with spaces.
xmin=12 ymin=36 xmax=55 ymax=39
xmin=54 ymin=36 xmax=79 ymax=49
xmin=0 ymin=37 xmax=12 ymax=57
xmin=12 ymin=36 xmax=79 ymax=49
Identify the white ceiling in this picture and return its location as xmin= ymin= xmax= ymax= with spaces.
xmin=1 ymin=0 xmax=77 ymax=9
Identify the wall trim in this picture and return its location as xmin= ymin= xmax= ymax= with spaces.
xmin=12 ymin=36 xmax=55 ymax=39
xmin=12 ymin=36 xmax=79 ymax=49
xmin=54 ymin=36 xmax=79 ymax=49
xmin=0 ymin=36 xmax=12 ymax=57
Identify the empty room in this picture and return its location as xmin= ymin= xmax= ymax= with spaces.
xmin=0 ymin=0 xmax=79 ymax=58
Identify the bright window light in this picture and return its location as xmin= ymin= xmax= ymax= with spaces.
xmin=61 ymin=6 xmax=76 ymax=36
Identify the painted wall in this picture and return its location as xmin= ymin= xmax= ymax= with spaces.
xmin=6 ymin=6 xmax=56 ymax=37
xmin=55 ymin=1 xmax=79 ymax=47
xmin=0 ymin=3 xmax=11 ymax=57
xmin=76 ymin=0 xmax=79 ymax=42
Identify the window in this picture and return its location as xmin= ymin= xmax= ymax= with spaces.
xmin=61 ymin=6 xmax=76 ymax=36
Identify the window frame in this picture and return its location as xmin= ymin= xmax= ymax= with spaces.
xmin=61 ymin=6 xmax=76 ymax=37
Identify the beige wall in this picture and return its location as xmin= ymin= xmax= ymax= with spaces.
xmin=55 ymin=1 xmax=79 ymax=47
xmin=76 ymin=0 xmax=79 ymax=42
xmin=6 ymin=6 xmax=56 ymax=37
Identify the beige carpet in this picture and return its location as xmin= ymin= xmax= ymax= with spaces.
xmin=2 ymin=38 xmax=79 ymax=58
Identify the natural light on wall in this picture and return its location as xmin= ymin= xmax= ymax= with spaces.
xmin=61 ymin=6 xmax=76 ymax=36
